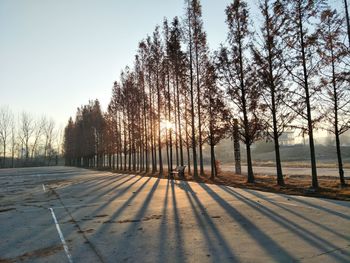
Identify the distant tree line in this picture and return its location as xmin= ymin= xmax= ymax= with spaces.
xmin=0 ymin=106 xmax=62 ymax=168
xmin=64 ymin=0 xmax=350 ymax=188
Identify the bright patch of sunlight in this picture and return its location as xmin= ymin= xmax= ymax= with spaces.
xmin=160 ymin=120 xmax=175 ymax=131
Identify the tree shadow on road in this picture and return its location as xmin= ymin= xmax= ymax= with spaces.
xmin=214 ymin=185 xmax=350 ymax=262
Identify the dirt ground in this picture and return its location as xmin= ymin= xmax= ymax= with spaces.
xmin=245 ymin=161 xmax=350 ymax=169
xmin=108 ymin=168 xmax=350 ymax=202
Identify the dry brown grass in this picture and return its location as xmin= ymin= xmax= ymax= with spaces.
xmin=111 ymin=168 xmax=350 ymax=201
xmin=245 ymin=160 xmax=350 ymax=168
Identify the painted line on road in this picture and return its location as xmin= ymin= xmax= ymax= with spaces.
xmin=49 ymin=207 xmax=74 ymax=263
xmin=42 ymin=184 xmax=46 ymax=192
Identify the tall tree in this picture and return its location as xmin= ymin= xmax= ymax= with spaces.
xmin=344 ymin=0 xmax=350 ymax=47
xmin=163 ymin=18 xmax=173 ymax=174
xmin=169 ymin=16 xmax=186 ymax=167
xmin=188 ymin=0 xmax=209 ymax=176
xmin=19 ymin=112 xmax=35 ymax=160
xmin=217 ymin=0 xmax=263 ymax=183
xmin=184 ymin=0 xmax=199 ymax=178
xmin=64 ymin=117 xmax=75 ymax=166
xmin=316 ymin=8 xmax=350 ymax=186
xmin=203 ymin=60 xmax=230 ymax=179
xmin=283 ymin=0 xmax=325 ymax=188
xmin=151 ymin=26 xmax=164 ymax=177
xmin=252 ymin=0 xmax=296 ymax=186
xmin=0 ymin=106 xmax=13 ymax=167
xmin=30 ymin=117 xmax=45 ymax=159
xmin=43 ymin=118 xmax=55 ymax=165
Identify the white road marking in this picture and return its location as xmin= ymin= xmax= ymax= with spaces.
xmin=42 ymin=184 xmax=46 ymax=192
xmin=49 ymin=208 xmax=74 ymax=263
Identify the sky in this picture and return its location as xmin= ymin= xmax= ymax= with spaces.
xmin=0 ymin=0 xmax=344 ymax=130
xmin=0 ymin=0 xmax=238 ymax=129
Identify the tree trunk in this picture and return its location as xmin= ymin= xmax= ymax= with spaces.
xmin=195 ymin=45 xmax=204 ymax=176
xmin=210 ymin=142 xmax=215 ymax=179
xmin=176 ymin=76 xmax=184 ymax=166
xmin=246 ymin=143 xmax=254 ymax=183
xmin=344 ymin=0 xmax=350 ymax=47
xmin=331 ymin=45 xmax=346 ymax=186
xmin=263 ymin=4 xmax=284 ymax=186
xmin=187 ymin=5 xmax=198 ymax=179
xmin=298 ymin=6 xmax=318 ymax=188
xmin=233 ymin=119 xmax=241 ymax=175
xmin=157 ymin=71 xmax=163 ymax=177
xmin=238 ymin=28 xmax=254 ymax=183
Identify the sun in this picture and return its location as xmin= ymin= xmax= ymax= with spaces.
xmin=160 ymin=120 xmax=175 ymax=131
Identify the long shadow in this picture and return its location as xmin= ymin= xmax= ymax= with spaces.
xmin=122 ymin=176 xmax=161 ymax=224
xmin=61 ymin=174 xmax=128 ymax=195
xmin=47 ymin=174 xmax=154 ymax=262
xmin=49 ymin=172 xmax=123 ymax=195
xmin=320 ymin=198 xmax=350 ymax=209
xmin=168 ymin=179 xmax=186 ymax=262
xmin=72 ymin=173 xmax=131 ymax=198
xmin=91 ymin=176 xmax=154 ymax=235
xmin=98 ymin=177 xmax=161 ymax=255
xmin=286 ymin=195 xmax=350 ymax=221
xmin=82 ymin=175 xmax=147 ymax=219
xmin=197 ymin=183 xmax=296 ymax=261
xmin=245 ymin=189 xmax=350 ymax=242
xmin=181 ymin=181 xmax=238 ymax=262
xmin=218 ymin=186 xmax=349 ymax=262
xmin=158 ymin=178 xmax=170 ymax=261
xmin=82 ymin=175 xmax=141 ymax=206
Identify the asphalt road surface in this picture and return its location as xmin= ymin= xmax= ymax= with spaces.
xmin=0 ymin=166 xmax=349 ymax=262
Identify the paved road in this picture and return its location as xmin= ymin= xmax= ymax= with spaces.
xmin=220 ymin=165 xmax=350 ymax=178
xmin=0 ymin=166 xmax=349 ymax=262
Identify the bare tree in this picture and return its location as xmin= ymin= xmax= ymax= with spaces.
xmin=30 ymin=117 xmax=45 ymax=159
xmin=43 ymin=118 xmax=55 ymax=164
xmin=203 ymin=60 xmax=230 ymax=179
xmin=0 ymin=106 xmax=13 ymax=167
xmin=252 ymin=0 xmax=296 ymax=186
xmin=18 ymin=112 xmax=35 ymax=160
xmin=217 ymin=0 xmax=264 ymax=183
xmin=344 ymin=0 xmax=350 ymax=47
xmin=183 ymin=0 xmax=199 ymax=178
xmin=282 ymin=0 xmax=326 ymax=189
xmin=10 ymin=121 xmax=16 ymax=168
xmin=316 ymin=8 xmax=350 ymax=186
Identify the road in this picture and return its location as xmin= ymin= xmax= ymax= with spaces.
xmin=0 ymin=166 xmax=349 ymax=262
xmin=220 ymin=165 xmax=350 ymax=178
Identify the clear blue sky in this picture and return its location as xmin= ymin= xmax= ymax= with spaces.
xmin=0 ymin=0 xmax=343 ymax=129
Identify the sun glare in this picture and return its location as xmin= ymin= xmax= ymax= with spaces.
xmin=160 ymin=120 xmax=175 ymax=131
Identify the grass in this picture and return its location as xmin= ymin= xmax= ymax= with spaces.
xmin=240 ymin=161 xmax=350 ymax=168
xmin=107 ymin=167 xmax=350 ymax=201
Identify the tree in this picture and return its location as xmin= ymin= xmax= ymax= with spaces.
xmin=252 ymin=0 xmax=296 ymax=186
xmin=316 ymin=8 xmax=350 ymax=186
xmin=0 ymin=106 xmax=13 ymax=167
xmin=283 ymin=0 xmax=325 ymax=188
xmin=18 ymin=112 xmax=35 ymax=161
xmin=64 ymin=117 xmax=75 ymax=166
xmin=187 ymin=0 xmax=209 ymax=176
xmin=43 ymin=118 xmax=55 ymax=165
xmin=31 ymin=117 xmax=45 ymax=159
xmin=183 ymin=0 xmax=199 ymax=178
xmin=217 ymin=0 xmax=264 ymax=183
xmin=203 ymin=60 xmax=230 ymax=179
xmin=10 ymin=120 xmax=16 ymax=168
xmin=344 ymin=0 xmax=350 ymax=47
xmin=169 ymin=17 xmax=187 ymax=168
